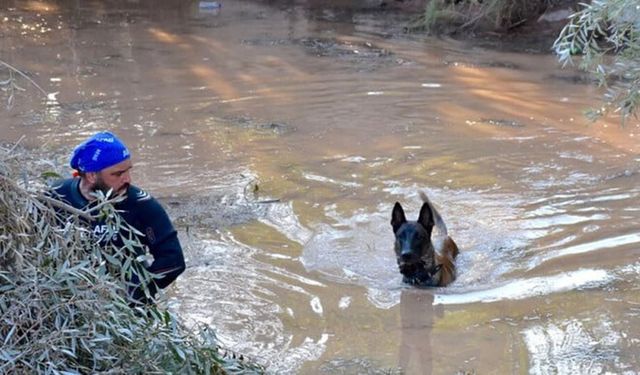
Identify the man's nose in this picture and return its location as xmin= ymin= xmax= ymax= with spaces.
xmin=122 ymin=171 xmax=131 ymax=184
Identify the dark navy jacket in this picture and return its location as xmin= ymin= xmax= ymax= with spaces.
xmin=50 ymin=178 xmax=185 ymax=301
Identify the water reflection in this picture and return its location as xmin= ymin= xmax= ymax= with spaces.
xmin=523 ymin=318 xmax=624 ymax=373
xmin=171 ymin=231 xmax=328 ymax=373
xmin=530 ymin=233 xmax=640 ymax=270
xmin=434 ymin=269 xmax=613 ymax=306
xmin=398 ymin=289 xmax=435 ymax=375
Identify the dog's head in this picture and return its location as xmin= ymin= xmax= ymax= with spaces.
xmin=391 ymin=201 xmax=441 ymax=286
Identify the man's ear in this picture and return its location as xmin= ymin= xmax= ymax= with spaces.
xmin=391 ymin=202 xmax=406 ymax=233
xmin=417 ymin=202 xmax=434 ymax=236
xmin=85 ymin=172 xmax=98 ymax=184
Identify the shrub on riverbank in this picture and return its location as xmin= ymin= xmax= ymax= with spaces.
xmin=409 ymin=0 xmax=567 ymax=33
xmin=411 ymin=0 xmax=640 ymax=122
xmin=554 ymin=0 xmax=640 ymax=122
xmin=0 ymin=141 xmax=263 ymax=374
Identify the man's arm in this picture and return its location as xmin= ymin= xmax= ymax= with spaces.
xmin=146 ymin=230 xmax=186 ymax=289
xmin=136 ymin=195 xmax=186 ymax=290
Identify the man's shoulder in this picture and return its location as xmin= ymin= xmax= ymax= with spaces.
xmin=124 ymin=185 xmax=166 ymax=213
xmin=49 ymin=178 xmax=85 ymax=207
xmin=50 ymin=177 xmax=76 ymax=193
xmin=124 ymin=185 xmax=173 ymax=227
xmin=127 ymin=185 xmax=155 ymax=203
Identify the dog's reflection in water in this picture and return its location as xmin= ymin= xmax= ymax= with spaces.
xmin=398 ymin=289 xmax=440 ymax=375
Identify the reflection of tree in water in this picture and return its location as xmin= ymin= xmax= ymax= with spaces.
xmin=399 ymin=289 xmax=436 ymax=375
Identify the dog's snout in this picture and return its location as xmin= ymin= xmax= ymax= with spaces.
xmin=400 ymin=249 xmax=413 ymax=262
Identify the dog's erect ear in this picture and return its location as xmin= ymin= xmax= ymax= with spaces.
xmin=391 ymin=202 xmax=407 ymax=233
xmin=417 ymin=202 xmax=435 ymax=235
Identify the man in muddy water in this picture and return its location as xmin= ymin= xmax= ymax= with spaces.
xmin=50 ymin=131 xmax=185 ymax=305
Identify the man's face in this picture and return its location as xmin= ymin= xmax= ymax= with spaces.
xmin=91 ymin=159 xmax=133 ymax=196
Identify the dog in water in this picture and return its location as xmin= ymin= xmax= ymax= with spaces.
xmin=391 ymin=191 xmax=459 ymax=287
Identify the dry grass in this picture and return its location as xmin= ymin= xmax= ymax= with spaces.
xmin=408 ymin=0 xmax=562 ymax=34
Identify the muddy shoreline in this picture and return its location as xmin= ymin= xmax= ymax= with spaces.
xmin=257 ymin=0 xmax=579 ymax=54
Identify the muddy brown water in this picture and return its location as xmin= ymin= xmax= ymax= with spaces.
xmin=2 ymin=1 xmax=640 ymax=373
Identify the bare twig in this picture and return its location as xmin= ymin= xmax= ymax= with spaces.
xmin=0 ymin=60 xmax=48 ymax=97
xmin=38 ymin=193 xmax=94 ymax=221
xmin=6 ymin=135 xmax=25 ymax=154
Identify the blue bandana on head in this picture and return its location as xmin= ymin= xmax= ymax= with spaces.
xmin=70 ymin=131 xmax=131 ymax=173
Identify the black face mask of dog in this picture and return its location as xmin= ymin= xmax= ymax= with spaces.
xmin=391 ymin=201 xmax=442 ymax=286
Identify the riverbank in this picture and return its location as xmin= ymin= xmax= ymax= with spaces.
xmin=276 ymin=0 xmax=580 ymax=53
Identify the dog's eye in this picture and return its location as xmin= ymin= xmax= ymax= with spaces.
xmin=413 ymin=231 xmax=426 ymax=241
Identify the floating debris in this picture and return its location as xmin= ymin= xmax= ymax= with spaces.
xmin=466 ymin=118 xmax=525 ymax=128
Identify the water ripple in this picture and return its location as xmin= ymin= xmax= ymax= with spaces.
xmin=523 ymin=318 xmax=625 ymax=374
xmin=529 ymin=233 xmax=640 ymax=270
xmin=434 ymin=269 xmax=612 ymax=305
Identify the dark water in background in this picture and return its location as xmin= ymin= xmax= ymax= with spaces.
xmin=2 ymin=1 xmax=640 ymax=373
